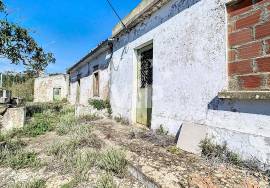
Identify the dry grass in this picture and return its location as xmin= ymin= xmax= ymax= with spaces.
xmin=10 ymin=179 xmax=46 ymax=188
xmin=98 ymin=148 xmax=127 ymax=177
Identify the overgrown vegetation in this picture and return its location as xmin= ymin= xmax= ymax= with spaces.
xmin=8 ymin=78 xmax=34 ymax=102
xmin=25 ymin=102 xmax=65 ymax=117
xmin=88 ymin=99 xmax=112 ymax=116
xmin=96 ymin=174 xmax=117 ymax=188
xmin=5 ymin=103 xmax=75 ymax=139
xmin=88 ymin=99 xmax=110 ymax=110
xmin=200 ymin=138 xmax=244 ymax=167
xmin=0 ymin=138 xmax=41 ymax=169
xmin=98 ymin=148 xmax=127 ymax=177
xmin=11 ymin=179 xmax=46 ymax=188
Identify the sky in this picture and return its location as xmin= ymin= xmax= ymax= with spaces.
xmin=1 ymin=0 xmax=141 ymax=73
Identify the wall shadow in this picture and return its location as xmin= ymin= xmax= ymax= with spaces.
xmin=208 ymin=96 xmax=270 ymax=116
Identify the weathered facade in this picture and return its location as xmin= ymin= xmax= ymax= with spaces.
xmin=109 ymin=0 xmax=270 ymax=167
xmin=34 ymin=74 xmax=69 ymax=102
xmin=68 ymin=40 xmax=112 ymax=105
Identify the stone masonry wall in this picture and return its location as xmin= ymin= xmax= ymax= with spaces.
xmin=228 ymin=0 xmax=270 ymax=90
xmin=34 ymin=74 xmax=69 ymax=102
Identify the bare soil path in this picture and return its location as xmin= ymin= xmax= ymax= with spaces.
xmin=92 ymin=118 xmax=269 ymax=188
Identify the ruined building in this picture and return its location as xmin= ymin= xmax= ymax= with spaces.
xmin=35 ymin=0 xmax=270 ymax=167
xmin=67 ymin=40 xmax=111 ymax=105
xmin=34 ymin=74 xmax=69 ymax=102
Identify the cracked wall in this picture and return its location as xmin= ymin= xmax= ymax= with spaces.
xmin=34 ymin=74 xmax=69 ymax=102
xmin=110 ymin=0 xmax=270 ymax=165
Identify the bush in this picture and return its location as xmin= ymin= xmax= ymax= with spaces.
xmin=88 ymin=99 xmax=110 ymax=111
xmin=26 ymin=102 xmax=64 ymax=117
xmin=96 ymin=174 xmax=117 ymax=188
xmin=200 ymin=138 xmax=243 ymax=166
xmin=98 ymin=148 xmax=127 ymax=177
xmin=11 ymin=179 xmax=46 ymax=188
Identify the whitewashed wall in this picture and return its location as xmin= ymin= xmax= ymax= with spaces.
xmin=110 ymin=0 xmax=270 ymax=165
xmin=34 ymin=74 xmax=69 ymax=102
xmin=69 ymin=50 xmax=111 ymax=105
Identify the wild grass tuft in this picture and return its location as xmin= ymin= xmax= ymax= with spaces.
xmin=0 ymin=138 xmax=40 ymax=169
xmin=156 ymin=125 xmax=168 ymax=135
xmin=96 ymin=173 xmax=117 ymax=188
xmin=10 ymin=179 xmax=46 ymax=188
xmin=48 ymin=139 xmax=98 ymax=186
xmin=200 ymin=138 xmax=243 ymax=166
xmin=98 ymin=148 xmax=127 ymax=177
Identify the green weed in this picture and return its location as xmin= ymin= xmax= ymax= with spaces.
xmin=88 ymin=99 xmax=110 ymax=111
xmin=156 ymin=125 xmax=168 ymax=135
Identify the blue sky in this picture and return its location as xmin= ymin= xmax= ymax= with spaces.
xmin=1 ymin=0 xmax=140 ymax=73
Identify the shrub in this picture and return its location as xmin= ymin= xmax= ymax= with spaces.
xmin=26 ymin=102 xmax=64 ymax=117
xmin=17 ymin=110 xmax=57 ymax=137
xmin=98 ymin=148 xmax=127 ymax=177
xmin=11 ymin=179 xmax=46 ymax=188
xmin=199 ymin=138 xmax=243 ymax=166
xmin=96 ymin=174 xmax=117 ymax=188
xmin=88 ymin=99 xmax=110 ymax=111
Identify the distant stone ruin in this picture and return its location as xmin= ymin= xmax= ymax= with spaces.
xmin=0 ymin=88 xmax=25 ymax=132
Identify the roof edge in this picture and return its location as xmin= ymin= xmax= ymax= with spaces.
xmin=67 ymin=39 xmax=112 ymax=73
xmin=112 ymin=0 xmax=170 ymax=37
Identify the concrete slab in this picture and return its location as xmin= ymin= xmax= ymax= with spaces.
xmin=1 ymin=107 xmax=25 ymax=132
xmin=177 ymin=122 xmax=208 ymax=154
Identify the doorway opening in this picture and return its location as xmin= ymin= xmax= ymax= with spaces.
xmin=136 ymin=44 xmax=153 ymax=127
xmin=76 ymin=79 xmax=80 ymax=104
xmin=53 ymin=88 xmax=61 ymax=101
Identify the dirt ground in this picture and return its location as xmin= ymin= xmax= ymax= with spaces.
xmin=0 ymin=117 xmax=269 ymax=188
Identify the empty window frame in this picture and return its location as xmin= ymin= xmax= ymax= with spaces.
xmin=53 ymin=88 xmax=61 ymax=101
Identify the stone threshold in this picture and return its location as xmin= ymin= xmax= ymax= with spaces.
xmin=218 ymin=91 xmax=270 ymax=100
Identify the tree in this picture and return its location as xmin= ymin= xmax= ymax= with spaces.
xmin=0 ymin=0 xmax=55 ymax=76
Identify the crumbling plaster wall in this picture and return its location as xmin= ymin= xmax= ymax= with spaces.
xmin=34 ymin=74 xmax=69 ymax=102
xmin=69 ymin=51 xmax=111 ymax=105
xmin=1 ymin=107 xmax=25 ymax=132
xmin=110 ymin=0 xmax=270 ymax=164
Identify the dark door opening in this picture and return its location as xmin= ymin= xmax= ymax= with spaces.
xmin=136 ymin=44 xmax=153 ymax=127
